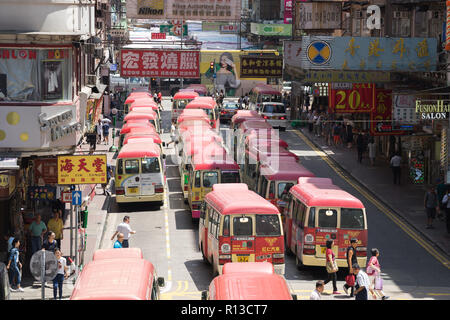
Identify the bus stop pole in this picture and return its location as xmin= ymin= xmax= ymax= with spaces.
xmin=75 ymin=204 xmax=78 ymax=279
xmin=70 ymin=202 xmax=73 ymax=260
xmin=41 ymin=250 xmax=45 ymax=300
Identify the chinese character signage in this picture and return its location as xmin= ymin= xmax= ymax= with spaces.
xmin=151 ymin=32 xmax=166 ymax=40
xmin=57 ymin=155 xmax=107 ymax=185
xmin=329 ymin=83 xmax=375 ymax=113
xmin=126 ymin=0 xmax=165 ymax=19
xmin=160 ymin=24 xmax=188 ymax=36
xmin=370 ymin=89 xmax=402 ymax=136
xmin=446 ymin=1 xmax=450 ymax=51
xmin=28 ymin=186 xmax=57 ymax=201
xmin=295 ymin=2 xmax=342 ymax=30
xmin=240 ymin=56 xmax=283 ymax=78
xmin=300 ymin=36 xmax=438 ymax=72
xmin=284 ymin=0 xmax=293 ymax=24
xmin=250 ymin=23 xmax=292 ymax=36
xmin=120 ymin=50 xmax=200 ymax=78
xmin=220 ymin=24 xmax=238 ymax=34
xmin=165 ymin=0 xmax=241 ymax=21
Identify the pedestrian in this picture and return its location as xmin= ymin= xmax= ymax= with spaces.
xmin=96 ymin=119 xmax=102 ymax=143
xmin=4 ymin=230 xmax=15 ymax=253
xmin=442 ymin=187 xmax=450 ymax=234
xmin=102 ymin=117 xmax=112 ymax=144
xmin=244 ymin=93 xmax=249 ymax=109
xmin=47 ymin=210 xmax=64 ymax=249
xmin=238 ymin=96 xmax=243 ymax=109
xmin=366 ymin=248 xmax=389 ymax=300
xmin=102 ymin=164 xmax=113 ymax=195
xmin=157 ymin=91 xmax=162 ymax=109
xmin=346 ymin=121 xmax=354 ymax=148
xmin=6 ymin=238 xmax=24 ymax=292
xmin=352 ymin=264 xmax=370 ymax=300
xmin=111 ymin=216 xmax=136 ymax=248
xmin=29 ymin=214 xmax=47 ymax=255
xmin=390 ymin=153 xmax=402 ymax=185
xmin=324 ymin=239 xmax=341 ymax=295
xmin=367 ymin=137 xmax=376 ymax=166
xmin=310 ymin=280 xmax=324 ymax=300
xmin=424 ymin=186 xmax=438 ymax=229
xmin=356 ymin=133 xmax=365 ymax=163
xmin=52 ymin=248 xmax=68 ymax=300
xmin=332 ymin=122 xmax=342 ymax=147
xmin=167 ymin=120 xmax=177 ymax=147
xmin=153 ymin=91 xmax=158 ymax=102
xmin=113 ymin=233 xmax=124 ymax=248
xmin=42 ymin=231 xmax=58 ymax=253
xmin=307 ymin=111 xmax=314 ymax=133
xmin=343 ymin=238 xmax=358 ymax=297
xmin=315 ymin=113 xmax=322 ymax=137
xmin=436 ymin=178 xmax=447 ymax=221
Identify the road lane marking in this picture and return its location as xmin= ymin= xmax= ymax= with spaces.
xmin=293 ymin=130 xmax=450 ymax=269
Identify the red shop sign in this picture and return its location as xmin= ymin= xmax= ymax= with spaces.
xmin=151 ymin=33 xmax=166 ymax=40
xmin=120 ymin=49 xmax=200 ymax=78
xmin=329 ymin=83 xmax=375 ymax=113
xmin=34 ymin=158 xmax=58 ymax=185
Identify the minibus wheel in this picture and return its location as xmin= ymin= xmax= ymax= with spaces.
xmin=285 ymin=236 xmax=293 ymax=256
xmin=295 ymin=254 xmax=304 ymax=270
xmin=201 ymin=244 xmax=208 ymax=264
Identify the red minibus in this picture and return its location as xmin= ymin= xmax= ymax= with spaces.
xmin=92 ymin=248 xmax=143 ymax=261
xmin=70 ymin=258 xmax=164 ymax=300
xmin=177 ymin=108 xmax=210 ymax=125
xmin=118 ymin=121 xmax=156 ymax=150
xmin=199 ymin=183 xmax=285 ymax=275
xmin=230 ymin=110 xmax=263 ymax=130
xmin=249 ymin=85 xmax=282 ymax=111
xmin=185 ymin=97 xmax=219 ymax=129
xmin=123 ymin=111 xmax=160 ymax=133
xmin=185 ymin=84 xmax=208 ymax=96
xmin=171 ymin=90 xmax=199 ymax=122
xmin=285 ymin=177 xmax=368 ymax=269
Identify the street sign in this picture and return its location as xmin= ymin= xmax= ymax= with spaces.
xmin=57 ymin=154 xmax=107 ymax=185
xmin=72 ymin=191 xmax=82 ymax=206
xmin=62 ymin=191 xmax=72 ymax=203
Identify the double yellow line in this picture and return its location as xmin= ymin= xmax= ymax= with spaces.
xmin=293 ymin=130 xmax=450 ymax=269
xmin=161 ymin=281 xmax=201 ymax=300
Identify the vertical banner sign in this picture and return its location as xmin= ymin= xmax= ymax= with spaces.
xmin=328 ymin=83 xmax=375 ymax=113
xmin=370 ymin=89 xmax=402 ymax=135
xmin=284 ymin=0 xmax=293 ymax=24
xmin=447 ymin=1 xmax=450 ymax=51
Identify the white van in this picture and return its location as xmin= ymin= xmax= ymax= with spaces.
xmin=258 ymin=102 xmax=288 ymax=131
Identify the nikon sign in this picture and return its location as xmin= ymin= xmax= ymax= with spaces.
xmin=126 ymin=0 xmax=165 ymax=19
xmin=416 ymin=100 xmax=450 ymax=120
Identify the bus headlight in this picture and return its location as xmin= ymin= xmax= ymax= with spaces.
xmin=221 ymin=243 xmax=231 ymax=253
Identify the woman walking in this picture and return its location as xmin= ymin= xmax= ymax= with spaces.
xmin=6 ymin=238 xmax=24 ymax=292
xmin=368 ymin=137 xmax=376 ymax=166
xmin=53 ymin=248 xmax=68 ymax=300
xmin=324 ymin=239 xmax=341 ymax=295
xmin=366 ymin=249 xmax=389 ymax=300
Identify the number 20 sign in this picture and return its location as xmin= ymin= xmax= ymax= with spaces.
xmin=329 ymin=83 xmax=375 ymax=113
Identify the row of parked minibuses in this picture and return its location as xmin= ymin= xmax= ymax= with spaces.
xmin=114 ymin=90 xmax=166 ymax=207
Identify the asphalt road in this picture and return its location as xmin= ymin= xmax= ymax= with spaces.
xmin=100 ymin=99 xmax=450 ymax=300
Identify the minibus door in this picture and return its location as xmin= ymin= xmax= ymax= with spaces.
xmin=315 ymin=208 xmax=338 ymax=259
xmin=140 ymin=158 xmax=161 ymax=196
xmin=231 ymin=215 xmax=255 ymax=263
xmin=201 ymin=171 xmax=218 ymax=199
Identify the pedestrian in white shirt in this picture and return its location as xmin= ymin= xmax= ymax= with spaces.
xmin=310 ymin=280 xmax=324 ymax=300
xmin=53 ymin=248 xmax=68 ymax=300
xmin=442 ymin=188 xmax=450 ymax=234
xmin=353 ymin=264 xmax=371 ymax=300
xmin=390 ymin=153 xmax=402 ymax=185
xmin=167 ymin=120 xmax=177 ymax=147
xmin=111 ymin=216 xmax=136 ymax=248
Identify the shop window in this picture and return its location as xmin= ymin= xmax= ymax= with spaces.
xmin=0 ymin=48 xmax=72 ymax=102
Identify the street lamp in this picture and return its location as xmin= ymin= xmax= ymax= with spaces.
xmin=109 ymin=107 xmax=118 ymax=152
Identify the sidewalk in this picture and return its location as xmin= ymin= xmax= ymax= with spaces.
xmin=298 ymin=126 xmax=450 ymax=258
xmin=9 ymin=131 xmax=119 ymax=300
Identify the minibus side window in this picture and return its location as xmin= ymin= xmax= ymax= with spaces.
xmin=200 ymin=202 xmax=206 ymax=220
xmin=208 ymin=208 xmax=213 ymax=233
xmin=194 ymin=171 xmax=201 ymax=188
xmin=141 ymin=157 xmax=160 ymax=173
xmin=268 ymin=181 xmax=275 ymax=199
xmin=223 ymin=216 xmax=230 ymax=236
xmin=256 ymin=215 xmax=281 ymax=236
xmin=278 ymin=182 xmax=294 ymax=199
xmin=259 ymin=177 xmax=268 ymax=197
xmin=125 ymin=159 xmax=139 ymax=174
xmin=292 ymin=200 xmax=299 ymax=224
xmin=340 ymin=209 xmax=365 ymax=230
xmin=203 ymin=171 xmax=218 ymax=188
xmin=210 ymin=211 xmax=217 ymax=237
xmin=297 ymin=203 xmax=306 ymax=229
xmin=308 ymin=207 xmax=316 ymax=228
xmin=214 ymin=212 xmax=220 ymax=239
xmin=117 ymin=159 xmax=123 ymax=174
xmin=233 ymin=216 xmax=253 ymax=236
xmin=318 ymin=209 xmax=338 ymax=228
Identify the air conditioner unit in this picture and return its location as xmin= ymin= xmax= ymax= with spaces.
xmin=86 ymin=75 xmax=97 ymax=86
xmin=393 ymin=11 xmax=401 ymax=18
xmin=400 ymin=11 xmax=409 ymax=19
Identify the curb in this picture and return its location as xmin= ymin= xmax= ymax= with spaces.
xmin=296 ymin=128 xmax=450 ymax=260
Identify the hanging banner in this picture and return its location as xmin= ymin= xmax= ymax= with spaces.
xmin=126 ymin=0 xmax=165 ymax=19
xmin=284 ymin=0 xmax=293 ymax=24
xmin=446 ymin=1 xmax=450 ymax=51
xmin=329 ymin=83 xmax=375 ymax=113
xmin=370 ymin=89 xmax=404 ymax=135
xmin=120 ymin=49 xmax=200 ymax=78
xmin=240 ymin=56 xmax=283 ymax=78
xmin=57 ymin=155 xmax=107 ymax=185
xmin=295 ymin=2 xmax=342 ymax=30
xmin=165 ymin=0 xmax=241 ymax=21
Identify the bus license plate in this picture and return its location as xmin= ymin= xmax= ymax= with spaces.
xmin=128 ymin=187 xmax=139 ymax=194
xmin=237 ymin=256 xmax=249 ymax=262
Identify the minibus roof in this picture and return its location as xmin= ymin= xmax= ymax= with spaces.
xmin=178 ymin=120 xmax=212 ymax=132
xmin=117 ymin=141 xmax=161 ymax=158
xmin=126 ymin=126 xmax=158 ymax=136
xmin=183 ymin=139 xmax=221 ymax=156
xmin=125 ymin=92 xmax=152 ymax=104
xmin=251 ymin=85 xmax=281 ymax=95
xmin=192 ymin=147 xmax=239 ymax=171
xmin=173 ymin=91 xmax=199 ymax=99
xmin=92 ymin=248 xmax=143 ymax=261
xmin=260 ymin=159 xmax=315 ymax=181
xmin=231 ymin=110 xmax=262 ymax=124
xmin=248 ymin=143 xmax=299 ymax=161
xmin=185 ymin=99 xmax=215 ymax=110
xmin=119 ymin=121 xmax=155 ymax=134
xmin=298 ymin=177 xmax=333 ymax=185
xmin=246 ymin=137 xmax=289 ymax=149
xmin=177 ymin=109 xmax=210 ymax=123
xmin=205 ymin=183 xmax=279 ymax=215
xmin=129 ymin=106 xmax=158 ymax=114
xmin=124 ymin=133 xmax=162 ymax=145
xmin=70 ymin=258 xmax=154 ymax=300
xmin=212 ymin=273 xmax=292 ymax=300
xmin=126 ymin=137 xmax=161 ymax=145
xmin=130 ymin=98 xmax=158 ymax=109
xmin=124 ymin=112 xmax=157 ymax=122
xmin=240 ymin=119 xmax=272 ymax=132
xmin=222 ymin=262 xmax=274 ymax=275
xmin=290 ymin=181 xmax=365 ymax=209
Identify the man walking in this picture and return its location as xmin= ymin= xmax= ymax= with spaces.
xmin=390 ymin=153 xmax=402 ymax=185
xmin=343 ymin=238 xmax=358 ymax=297
xmin=356 ymin=133 xmax=365 ymax=163
xmin=442 ymin=187 xmax=450 ymax=234
xmin=424 ymin=186 xmax=438 ymax=229
xmin=29 ymin=214 xmax=47 ymax=255
xmin=111 ymin=216 xmax=136 ymax=248
xmin=353 ymin=264 xmax=371 ymax=300
xmin=310 ymin=280 xmax=324 ymax=300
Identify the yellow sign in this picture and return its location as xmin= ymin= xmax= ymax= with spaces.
xmin=57 ymin=155 xmax=107 ymax=185
xmin=0 ymin=174 xmax=8 ymax=187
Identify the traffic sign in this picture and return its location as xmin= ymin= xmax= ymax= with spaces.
xmin=62 ymin=191 xmax=72 ymax=203
xmin=29 ymin=250 xmax=58 ymax=282
xmin=72 ymin=191 xmax=82 ymax=206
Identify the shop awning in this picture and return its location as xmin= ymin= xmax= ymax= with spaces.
xmin=0 ymin=158 xmax=19 ymax=170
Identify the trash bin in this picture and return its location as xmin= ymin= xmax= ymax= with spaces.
xmin=0 ymin=262 xmax=10 ymax=300
xmin=80 ymin=209 xmax=88 ymax=228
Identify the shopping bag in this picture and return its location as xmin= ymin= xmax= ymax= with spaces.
xmin=375 ymin=276 xmax=383 ymax=290
xmin=345 ymin=274 xmax=355 ymax=286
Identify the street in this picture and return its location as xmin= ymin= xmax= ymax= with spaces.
xmin=99 ymin=99 xmax=450 ymax=300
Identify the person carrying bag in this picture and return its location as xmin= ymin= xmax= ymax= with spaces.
xmin=323 ymin=239 xmax=341 ymax=295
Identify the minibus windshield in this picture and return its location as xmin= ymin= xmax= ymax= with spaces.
xmin=341 ymin=208 xmax=365 ymax=229
xmin=221 ymin=171 xmax=240 ymax=183
xmin=203 ymin=171 xmax=218 ymax=188
xmin=278 ymin=182 xmax=294 ymax=198
xmin=263 ymin=104 xmax=285 ymax=114
xmin=142 ymin=157 xmax=160 ymax=173
xmin=317 ymin=209 xmax=338 ymax=228
xmin=256 ymin=215 xmax=281 ymax=236
xmin=233 ymin=216 xmax=252 ymax=236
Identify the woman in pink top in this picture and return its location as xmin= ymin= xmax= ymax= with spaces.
xmin=366 ymin=248 xmax=389 ymax=300
xmin=324 ymin=239 xmax=341 ymax=295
